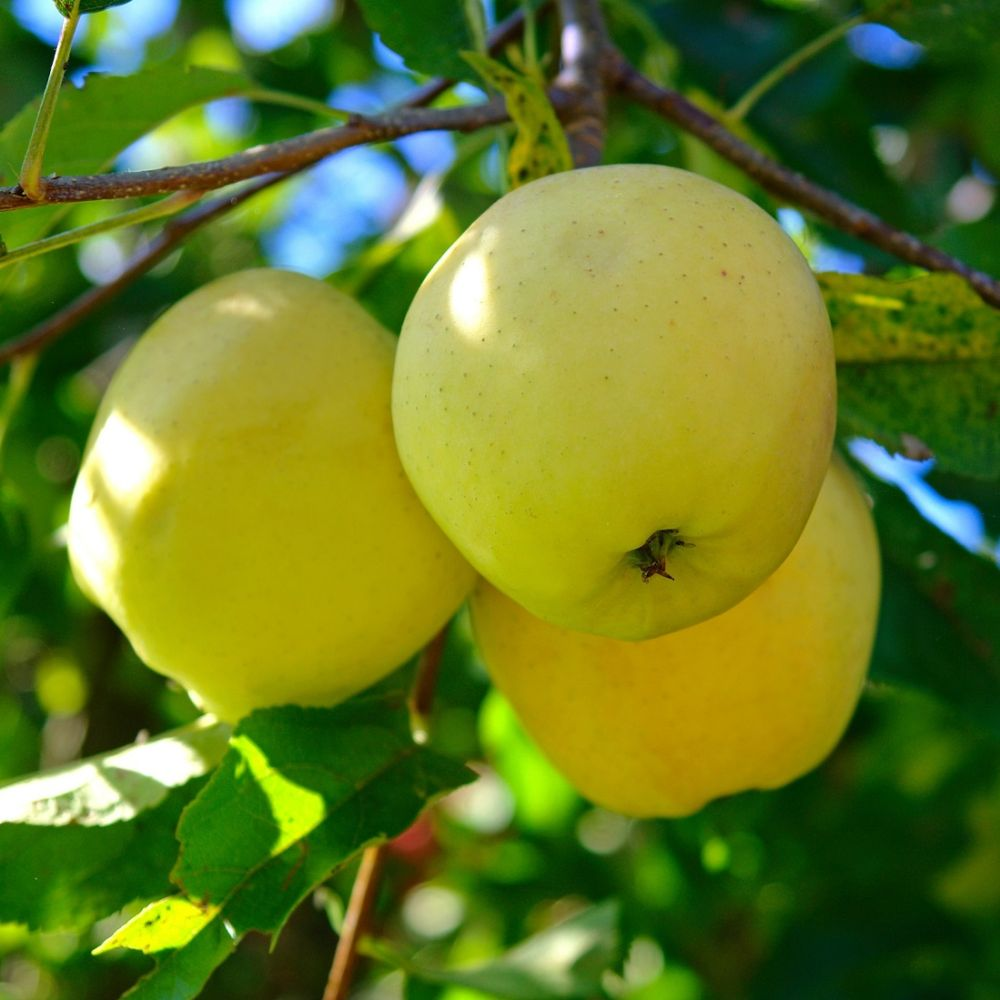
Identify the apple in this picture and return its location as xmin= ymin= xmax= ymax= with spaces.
xmin=392 ymin=164 xmax=836 ymax=639
xmin=469 ymin=458 xmax=881 ymax=818
xmin=67 ymin=269 xmax=476 ymax=721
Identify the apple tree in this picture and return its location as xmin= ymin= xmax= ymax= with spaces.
xmin=1 ymin=0 xmax=999 ymax=998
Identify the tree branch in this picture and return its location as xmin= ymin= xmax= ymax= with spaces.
xmin=0 ymin=176 xmax=282 ymax=365
xmin=0 ymin=5 xmax=537 ymax=213
xmin=0 ymin=101 xmax=509 ymax=212
xmin=556 ymin=0 xmax=609 ymax=166
xmin=610 ymin=55 xmax=1000 ymax=309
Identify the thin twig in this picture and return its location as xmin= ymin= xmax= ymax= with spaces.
xmin=321 ymin=845 xmax=386 ymax=1000
xmin=19 ymin=0 xmax=81 ymax=200
xmin=727 ymin=13 xmax=866 ymax=124
xmin=0 ymin=176 xmax=282 ymax=364
xmin=611 ymin=55 xmax=1000 ymax=309
xmin=0 ymin=191 xmax=200 ymax=271
xmin=555 ymin=0 xmax=609 ymax=166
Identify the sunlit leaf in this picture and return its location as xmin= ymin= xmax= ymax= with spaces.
xmin=0 ymin=717 xmax=229 ymax=826
xmin=0 ymin=779 xmax=207 ymax=931
xmin=173 ymin=697 xmax=472 ymax=910
xmin=95 ymin=697 xmax=472 ymax=997
xmin=95 ymin=896 xmax=221 ymax=955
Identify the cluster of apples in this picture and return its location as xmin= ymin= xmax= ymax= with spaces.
xmin=67 ymin=165 xmax=880 ymax=818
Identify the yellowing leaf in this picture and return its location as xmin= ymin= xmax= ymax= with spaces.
xmin=821 ymin=272 xmax=1000 ymax=363
xmin=462 ymin=52 xmax=572 ymax=187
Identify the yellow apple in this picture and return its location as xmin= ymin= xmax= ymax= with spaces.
xmin=469 ymin=459 xmax=880 ymax=818
xmin=67 ymin=269 xmax=476 ymax=721
xmin=392 ymin=164 xmax=836 ymax=640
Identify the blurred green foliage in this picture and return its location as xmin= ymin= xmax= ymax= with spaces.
xmin=1 ymin=0 xmax=999 ymax=998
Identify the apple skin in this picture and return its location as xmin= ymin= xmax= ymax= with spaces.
xmin=392 ymin=165 xmax=836 ymax=640
xmin=67 ymin=269 xmax=476 ymax=722
xmin=469 ymin=458 xmax=881 ymax=818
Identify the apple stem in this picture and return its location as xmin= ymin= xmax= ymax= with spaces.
xmin=630 ymin=528 xmax=693 ymax=582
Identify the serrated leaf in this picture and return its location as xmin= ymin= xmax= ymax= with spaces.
xmin=0 ymin=57 xmax=255 ymax=249
xmin=0 ymin=717 xmax=229 ymax=826
xmin=173 ymin=698 xmax=473 ymax=924
xmin=354 ymin=0 xmax=482 ymax=80
xmin=100 ymin=698 xmax=472 ymax=997
xmin=381 ymin=901 xmax=621 ymax=999
xmin=866 ymin=0 xmax=1000 ymax=56
xmin=826 ymin=274 xmax=1000 ymax=478
xmin=0 ymin=778 xmax=208 ymax=931
xmin=865 ymin=475 xmax=1000 ymax=732
xmin=462 ymin=53 xmax=572 ymax=187
xmin=53 ymin=0 xmax=133 ymax=15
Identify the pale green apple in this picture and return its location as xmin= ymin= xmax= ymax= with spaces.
xmin=393 ymin=165 xmax=836 ymax=639
xmin=68 ymin=269 xmax=476 ymax=721
xmin=470 ymin=458 xmax=881 ymax=818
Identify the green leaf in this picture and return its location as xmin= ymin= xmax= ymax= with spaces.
xmin=98 ymin=698 xmax=472 ymax=998
xmin=0 ymin=720 xmax=227 ymax=931
xmin=380 ymin=901 xmax=621 ymax=999
xmin=837 ymin=360 xmax=999 ymax=478
xmin=865 ymin=475 xmax=1000 ymax=733
xmin=53 ymin=0 xmax=133 ymax=15
xmin=0 ymin=717 xmax=230 ymax=826
xmin=354 ymin=0 xmax=483 ymax=80
xmin=866 ymin=0 xmax=1000 ymax=56
xmin=824 ymin=273 xmax=1000 ymax=478
xmin=173 ymin=697 xmax=472 ymax=916
xmin=0 ymin=57 xmax=254 ymax=248
xmin=0 ymin=778 xmax=209 ymax=932
xmin=462 ymin=53 xmax=572 ymax=187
